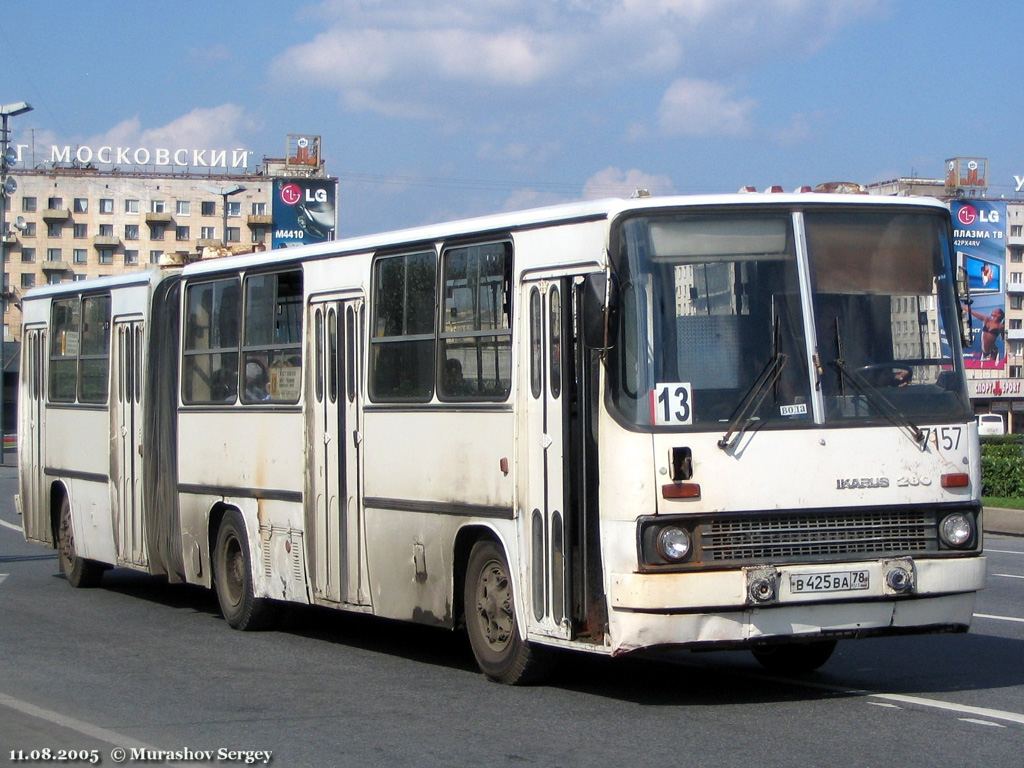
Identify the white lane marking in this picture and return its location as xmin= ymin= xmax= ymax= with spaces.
xmin=0 ymin=518 xmax=23 ymax=533
xmin=993 ymin=573 xmax=1024 ymax=580
xmin=0 ymin=692 xmax=185 ymax=767
xmin=866 ymin=701 xmax=901 ymax=709
xmin=974 ymin=613 xmax=1024 ymax=624
xmin=959 ymin=718 xmax=1006 ymax=728
xmin=986 ymin=549 xmax=1024 ymax=555
xmin=0 ymin=575 xmax=7 ymax=586
xmin=759 ymin=676 xmax=1024 ymax=727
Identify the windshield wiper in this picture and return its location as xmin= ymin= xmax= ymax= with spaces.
xmin=831 ymin=358 xmax=925 ymax=445
xmin=718 ymin=351 xmax=788 ymax=450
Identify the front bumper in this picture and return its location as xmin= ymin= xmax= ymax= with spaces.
xmin=606 ymin=555 xmax=985 ymax=653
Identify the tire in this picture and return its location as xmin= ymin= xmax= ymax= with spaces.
xmin=751 ymin=639 xmax=837 ymax=674
xmin=213 ymin=510 xmax=276 ymax=631
xmin=464 ymin=539 xmax=549 ymax=685
xmin=57 ymin=495 xmax=104 ymax=588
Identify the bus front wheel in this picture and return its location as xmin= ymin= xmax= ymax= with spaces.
xmin=57 ymin=495 xmax=103 ymax=588
xmin=213 ymin=510 xmax=276 ymax=631
xmin=464 ymin=539 xmax=549 ymax=685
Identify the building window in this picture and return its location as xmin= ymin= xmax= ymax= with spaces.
xmin=124 ymin=250 xmax=139 ymax=265
xmin=47 ymin=196 xmax=63 ymax=210
xmin=21 ymin=222 xmax=35 ymax=237
xmin=99 ymin=198 xmax=114 ymax=214
xmin=21 ymin=248 xmax=35 ymax=263
xmin=73 ymin=198 xmax=88 ymax=214
xmin=149 ymin=250 xmax=163 ymax=264
xmin=22 ymin=196 xmax=36 ymax=213
xmin=1012 ymin=365 xmax=1022 ymax=378
xmin=1013 ymin=225 xmax=1023 ymax=238
xmin=47 ymin=221 xmax=63 ymax=237
xmin=251 ymin=202 xmax=267 ymax=216
xmin=21 ymin=273 xmax=35 ymax=289
xmin=201 ymin=201 xmax=216 ymax=216
xmin=200 ymin=226 xmax=216 ymax=240
xmin=99 ymin=223 xmax=114 ymax=237
xmin=73 ymin=273 xmax=87 ymax=282
xmin=227 ymin=201 xmax=241 ymax=217
xmin=73 ymin=223 xmax=88 ymax=238
xmin=73 ymin=249 xmax=88 ymax=265
xmin=176 ymin=226 xmax=190 ymax=241
xmin=47 ymin=247 xmax=62 ymax=262
xmin=1013 ymin=251 xmax=1023 ymax=264
xmin=369 ymin=250 xmax=437 ymax=402
xmin=48 ymin=273 xmax=63 ymax=285
xmin=124 ymin=224 xmax=139 ymax=240
xmin=98 ymin=249 xmax=114 ymax=265
xmin=150 ymin=223 xmax=166 ymax=240
xmin=151 ymin=200 xmax=166 ymax=213
xmin=226 ymin=227 xmax=240 ymax=243
xmin=125 ymin=199 xmax=140 ymax=214
xmin=252 ymin=227 xmax=267 ymax=244
xmin=176 ymin=200 xmax=191 ymax=216
xmin=1011 ymin=319 xmax=1023 ymax=331
xmin=1012 ymin=296 xmax=1023 ymax=311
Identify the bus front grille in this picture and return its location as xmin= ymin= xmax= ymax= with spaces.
xmin=698 ymin=509 xmax=939 ymax=564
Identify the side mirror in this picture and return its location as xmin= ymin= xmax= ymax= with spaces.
xmin=582 ymin=272 xmax=617 ymax=350
xmin=956 ymin=265 xmax=974 ymax=347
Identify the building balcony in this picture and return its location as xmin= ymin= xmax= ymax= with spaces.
xmin=1 ymin=233 xmax=16 ymax=244
xmin=92 ymin=235 xmax=121 ymax=248
xmin=1007 ymin=328 xmax=1024 ymax=341
xmin=1007 ymin=282 xmax=1024 ymax=294
xmin=145 ymin=212 xmax=173 ymax=224
xmin=1008 ymin=233 xmax=1024 ymax=247
xmin=41 ymin=260 xmax=70 ymax=272
xmin=247 ymin=214 xmax=272 ymax=227
xmin=42 ymin=207 xmax=71 ymax=221
xmin=197 ymin=238 xmax=221 ymax=249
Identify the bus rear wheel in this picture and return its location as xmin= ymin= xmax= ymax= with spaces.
xmin=57 ymin=495 xmax=103 ymax=588
xmin=213 ymin=510 xmax=276 ymax=631
xmin=751 ymin=639 xmax=837 ymax=674
xmin=464 ymin=539 xmax=549 ymax=685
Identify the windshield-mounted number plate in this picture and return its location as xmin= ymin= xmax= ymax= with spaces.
xmin=790 ymin=570 xmax=870 ymax=594
xmin=651 ymin=383 xmax=694 ymax=426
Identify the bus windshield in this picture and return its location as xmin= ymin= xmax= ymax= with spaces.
xmin=607 ymin=207 xmax=972 ymax=430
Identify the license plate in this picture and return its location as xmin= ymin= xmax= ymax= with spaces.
xmin=790 ymin=569 xmax=870 ymax=594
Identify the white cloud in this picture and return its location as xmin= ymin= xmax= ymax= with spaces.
xmin=84 ymin=104 xmax=258 ymax=151
xmin=658 ymin=78 xmax=755 ymax=137
xmin=582 ymin=167 xmax=675 ymax=199
xmin=274 ymin=0 xmax=882 ymax=121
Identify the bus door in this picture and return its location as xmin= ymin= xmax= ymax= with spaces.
xmin=520 ymin=277 xmax=574 ymax=639
xmin=20 ymin=326 xmax=49 ymax=544
xmin=113 ymin=318 xmax=146 ymax=566
xmin=309 ymin=297 xmax=367 ymax=606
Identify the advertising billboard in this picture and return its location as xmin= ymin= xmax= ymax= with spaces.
xmin=272 ymin=178 xmax=337 ymax=248
xmin=945 ymin=157 xmax=988 ymax=194
xmin=952 ymin=200 xmax=1006 ymax=370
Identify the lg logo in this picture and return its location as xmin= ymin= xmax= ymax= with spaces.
xmin=957 ymin=204 xmax=999 ymax=226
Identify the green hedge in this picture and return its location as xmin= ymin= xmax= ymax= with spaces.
xmin=980 ymin=434 xmax=1024 ymax=497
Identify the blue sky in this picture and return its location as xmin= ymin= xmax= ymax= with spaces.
xmin=4 ymin=0 xmax=1023 ymax=235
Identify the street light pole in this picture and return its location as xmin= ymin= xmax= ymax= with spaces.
xmin=0 ymin=101 xmax=33 ymax=466
xmin=203 ymin=183 xmax=245 ymax=248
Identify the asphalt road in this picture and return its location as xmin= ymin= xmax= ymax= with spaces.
xmin=1 ymin=466 xmax=1021 ymax=768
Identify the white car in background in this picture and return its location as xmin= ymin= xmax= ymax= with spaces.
xmin=977 ymin=413 xmax=1006 ymax=436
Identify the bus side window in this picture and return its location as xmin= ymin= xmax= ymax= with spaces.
xmin=241 ymin=269 xmax=303 ymax=404
xmin=369 ymin=250 xmax=436 ymax=402
xmin=182 ymin=277 xmax=240 ymax=404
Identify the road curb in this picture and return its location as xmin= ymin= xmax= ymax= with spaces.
xmin=984 ymin=507 xmax=1024 ymax=537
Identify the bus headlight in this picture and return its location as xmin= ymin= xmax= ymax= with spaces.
xmin=939 ymin=512 xmax=974 ymax=548
xmin=657 ymin=526 xmax=692 ymax=562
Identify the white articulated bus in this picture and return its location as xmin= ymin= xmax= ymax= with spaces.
xmin=17 ymin=193 xmax=986 ymax=683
